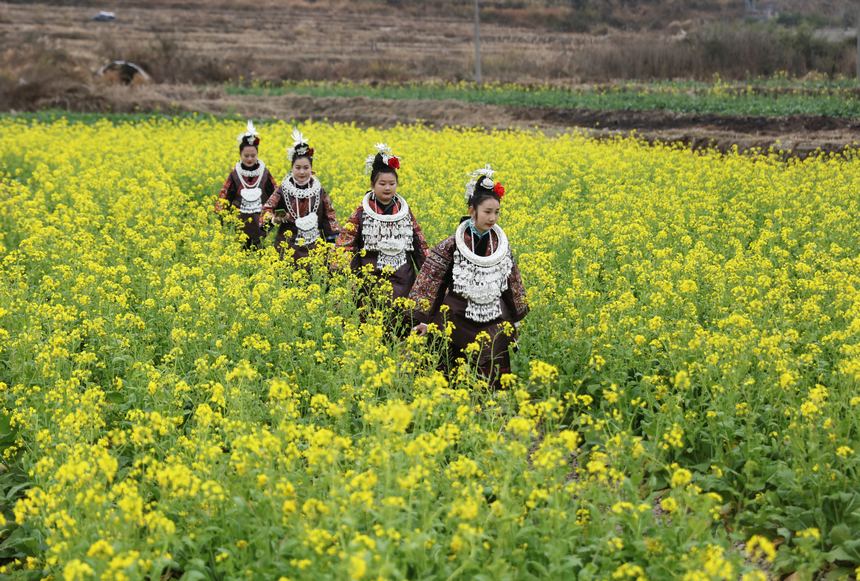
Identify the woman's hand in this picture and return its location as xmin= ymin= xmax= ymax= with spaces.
xmin=261 ymin=211 xmax=284 ymax=226
xmin=412 ymin=323 xmax=428 ymax=336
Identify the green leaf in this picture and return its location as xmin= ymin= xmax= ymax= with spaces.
xmin=4 ymin=481 xmax=32 ymax=502
xmin=837 ymin=539 xmax=860 ymax=562
xmin=0 ymin=526 xmax=42 ymax=558
xmin=780 ymin=506 xmax=816 ymax=531
xmin=105 ymin=391 xmax=125 ymax=404
xmin=829 ymin=523 xmax=852 ymax=546
xmin=823 ymin=492 xmax=860 ymax=525
xmin=825 ymin=546 xmax=853 ymax=563
xmin=776 ymin=527 xmax=793 ymax=542
xmin=824 ymin=566 xmax=859 ymax=579
xmin=0 ymin=413 xmax=16 ymax=448
xmin=825 ymin=538 xmax=860 ymax=564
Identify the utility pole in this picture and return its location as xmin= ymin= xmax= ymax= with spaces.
xmin=856 ymin=6 xmax=860 ymax=80
xmin=474 ymin=0 xmax=482 ymax=85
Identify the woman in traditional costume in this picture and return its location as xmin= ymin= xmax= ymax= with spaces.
xmin=260 ymin=129 xmax=340 ymax=260
xmin=215 ymin=121 xmax=278 ymax=249
xmin=336 ymin=143 xmax=429 ymax=303
xmin=409 ymin=165 xmax=528 ymax=386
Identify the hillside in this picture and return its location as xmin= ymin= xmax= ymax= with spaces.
xmin=1 ymin=0 xmax=856 ymax=89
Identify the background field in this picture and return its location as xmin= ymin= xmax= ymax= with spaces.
xmin=0 ymin=116 xmax=859 ymax=579
xmin=2 ymin=0 xmax=860 ymax=153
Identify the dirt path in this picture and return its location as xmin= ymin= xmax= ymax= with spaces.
xmin=99 ymin=84 xmax=860 ymax=157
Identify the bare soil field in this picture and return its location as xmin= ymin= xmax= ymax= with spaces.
xmin=92 ymin=84 xmax=860 ymax=157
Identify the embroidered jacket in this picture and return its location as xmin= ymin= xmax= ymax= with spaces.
xmin=260 ymin=178 xmax=340 ymax=243
xmin=215 ymin=164 xmax=277 ymax=213
xmin=410 ymin=227 xmax=528 ymax=324
xmin=336 ymin=195 xmax=429 ymax=272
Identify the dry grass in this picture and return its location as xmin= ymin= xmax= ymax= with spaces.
xmin=95 ymin=35 xmax=236 ymax=84
xmin=0 ymin=37 xmax=104 ymax=111
xmin=566 ymin=24 xmax=858 ymax=81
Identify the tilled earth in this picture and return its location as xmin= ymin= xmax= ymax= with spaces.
xmin=96 ymin=84 xmax=860 ymax=158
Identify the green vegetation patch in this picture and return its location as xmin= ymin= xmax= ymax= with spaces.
xmin=226 ymin=78 xmax=860 ymax=118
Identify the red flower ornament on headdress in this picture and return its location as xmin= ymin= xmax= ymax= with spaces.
xmin=365 ymin=143 xmax=402 ymax=174
xmin=465 ymin=164 xmax=506 ymax=202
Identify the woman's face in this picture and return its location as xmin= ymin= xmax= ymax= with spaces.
xmin=240 ymin=146 xmax=258 ymax=166
xmin=469 ymin=196 xmax=501 ymax=233
xmin=372 ymin=172 xmax=398 ymax=205
xmin=292 ymin=157 xmax=312 ymax=184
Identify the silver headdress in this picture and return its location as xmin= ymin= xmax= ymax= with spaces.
xmin=237 ymin=120 xmax=260 ymax=146
xmin=287 ymin=127 xmax=313 ymax=161
xmin=465 ymin=164 xmax=496 ymax=202
xmin=365 ymin=142 xmax=400 ymax=174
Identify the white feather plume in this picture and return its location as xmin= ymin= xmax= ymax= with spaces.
xmin=237 ymin=120 xmax=259 ymax=144
xmin=291 ymin=128 xmax=305 ymax=146
xmin=364 ymin=154 xmax=376 ymax=174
